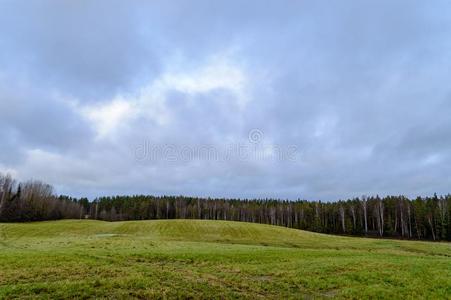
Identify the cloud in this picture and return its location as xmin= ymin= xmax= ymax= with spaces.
xmin=1 ymin=1 xmax=451 ymax=200
xmin=0 ymin=0 xmax=159 ymax=100
xmin=78 ymin=99 xmax=134 ymax=139
xmin=75 ymin=53 xmax=249 ymax=140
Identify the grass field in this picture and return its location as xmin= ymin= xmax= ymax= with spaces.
xmin=0 ymin=220 xmax=450 ymax=299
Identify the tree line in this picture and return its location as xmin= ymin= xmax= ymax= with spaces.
xmin=1 ymin=173 xmax=450 ymax=240
xmin=0 ymin=173 xmax=82 ymax=221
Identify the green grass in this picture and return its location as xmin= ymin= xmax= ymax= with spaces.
xmin=0 ymin=220 xmax=450 ymax=299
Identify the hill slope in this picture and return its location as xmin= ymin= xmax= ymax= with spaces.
xmin=0 ymin=220 xmax=450 ymax=299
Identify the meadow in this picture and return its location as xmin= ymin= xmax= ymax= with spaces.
xmin=0 ymin=220 xmax=450 ymax=299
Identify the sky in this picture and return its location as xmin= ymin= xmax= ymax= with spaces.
xmin=1 ymin=0 xmax=451 ymax=200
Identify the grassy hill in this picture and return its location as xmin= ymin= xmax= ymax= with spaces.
xmin=0 ymin=220 xmax=450 ymax=299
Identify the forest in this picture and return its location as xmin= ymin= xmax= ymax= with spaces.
xmin=1 ymin=173 xmax=450 ymax=241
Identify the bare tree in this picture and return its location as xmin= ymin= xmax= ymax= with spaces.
xmin=437 ymin=197 xmax=447 ymax=239
xmin=339 ymin=205 xmax=345 ymax=233
xmin=427 ymin=213 xmax=436 ymax=241
xmin=406 ymin=202 xmax=412 ymax=238
xmin=361 ymin=196 xmax=368 ymax=234
xmin=349 ymin=204 xmax=356 ymax=231
xmin=375 ymin=198 xmax=384 ymax=237
xmin=400 ymin=198 xmax=405 ymax=237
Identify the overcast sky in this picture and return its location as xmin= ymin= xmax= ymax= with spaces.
xmin=1 ymin=1 xmax=451 ymax=200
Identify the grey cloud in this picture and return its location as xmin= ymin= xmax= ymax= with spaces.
xmin=1 ymin=1 xmax=451 ymax=200
xmin=0 ymin=0 xmax=159 ymax=100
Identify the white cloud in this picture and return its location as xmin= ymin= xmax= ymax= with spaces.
xmin=75 ymin=54 xmax=250 ymax=140
xmin=79 ymin=98 xmax=134 ymax=139
xmin=421 ymin=153 xmax=442 ymax=166
xmin=158 ymin=58 xmax=249 ymax=108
